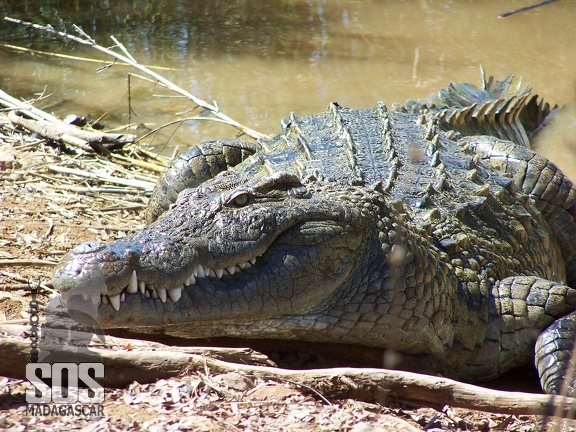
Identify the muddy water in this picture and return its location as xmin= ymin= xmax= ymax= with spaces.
xmin=0 ymin=0 xmax=574 ymax=174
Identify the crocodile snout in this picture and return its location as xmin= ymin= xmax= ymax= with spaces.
xmin=52 ymin=240 xmax=141 ymax=296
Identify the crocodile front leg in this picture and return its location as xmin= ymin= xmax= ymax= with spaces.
xmin=460 ymin=276 xmax=576 ymax=385
xmin=536 ymin=311 xmax=576 ymax=395
xmin=146 ymin=139 xmax=259 ymax=222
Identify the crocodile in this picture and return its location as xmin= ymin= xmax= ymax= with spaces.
xmin=52 ymin=72 xmax=576 ymax=395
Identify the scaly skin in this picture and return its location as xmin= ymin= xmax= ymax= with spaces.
xmin=53 ymin=74 xmax=576 ymax=394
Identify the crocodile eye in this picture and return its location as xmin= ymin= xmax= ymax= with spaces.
xmin=228 ymin=192 xmax=252 ymax=207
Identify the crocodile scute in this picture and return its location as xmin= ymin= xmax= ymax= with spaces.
xmin=52 ymin=72 xmax=576 ymax=395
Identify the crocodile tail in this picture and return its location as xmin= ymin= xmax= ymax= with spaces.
xmin=436 ymin=71 xmax=533 ymax=147
xmin=406 ymin=69 xmax=557 ymax=148
xmin=475 ymin=69 xmax=558 ymax=134
xmin=518 ymin=93 xmax=558 ymax=139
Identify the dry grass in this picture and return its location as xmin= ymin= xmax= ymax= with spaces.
xmin=0 ymin=104 xmax=166 ymax=303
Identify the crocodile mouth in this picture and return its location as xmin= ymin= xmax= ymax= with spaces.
xmin=101 ymin=255 xmax=261 ymax=311
xmin=86 ymin=222 xmax=360 ymax=329
xmin=54 ymin=191 xmax=363 ymax=329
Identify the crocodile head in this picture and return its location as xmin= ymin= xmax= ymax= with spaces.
xmin=52 ymin=171 xmax=371 ymax=339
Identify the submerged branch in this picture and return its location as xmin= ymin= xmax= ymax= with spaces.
xmin=0 ymin=43 xmax=179 ymax=70
xmin=4 ymin=17 xmax=268 ymax=141
xmin=499 ymin=0 xmax=560 ymax=18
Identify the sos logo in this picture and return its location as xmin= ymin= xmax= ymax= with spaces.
xmin=26 ymin=363 xmax=104 ymax=404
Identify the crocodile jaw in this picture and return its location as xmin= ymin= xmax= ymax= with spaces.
xmin=52 ymin=187 xmax=365 ymax=333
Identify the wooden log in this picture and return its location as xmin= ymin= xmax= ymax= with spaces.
xmin=0 ymin=323 xmax=276 ymax=387
xmin=1 ymin=322 xmax=574 ymax=418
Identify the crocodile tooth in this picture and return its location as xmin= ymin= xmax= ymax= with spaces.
xmin=207 ymin=268 xmax=216 ymax=277
xmin=127 ymin=270 xmax=138 ymax=294
xmin=192 ymin=267 xmax=198 ymax=277
xmin=249 ymin=258 xmax=256 ymax=265
xmin=238 ymin=262 xmax=247 ymax=270
xmin=151 ymin=289 xmax=158 ymax=299
xmin=139 ymin=281 xmax=146 ymax=295
xmin=101 ymin=296 xmax=109 ymax=305
xmin=186 ymin=274 xmax=196 ymax=286
xmin=226 ymin=266 xmax=237 ymax=275
xmin=244 ymin=262 xmax=252 ymax=269
xmin=145 ymin=290 xmax=151 ymax=298
xmin=109 ymin=294 xmax=121 ymax=311
xmin=168 ymin=286 xmax=183 ymax=303
xmin=196 ymin=265 xmax=206 ymax=278
xmin=215 ymin=268 xmax=224 ymax=278
xmin=120 ymin=293 xmax=126 ymax=303
xmin=156 ymin=287 xmax=167 ymax=303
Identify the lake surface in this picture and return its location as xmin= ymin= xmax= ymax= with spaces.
xmin=1 ymin=0 xmax=574 ymax=174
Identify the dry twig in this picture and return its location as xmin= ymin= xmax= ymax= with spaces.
xmin=46 ymin=164 xmax=154 ymax=191
xmin=0 ymin=259 xmax=57 ymax=266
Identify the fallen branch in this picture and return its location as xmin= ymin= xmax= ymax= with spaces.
xmin=0 ymin=93 xmax=136 ymax=155
xmin=4 ymin=17 xmax=268 ymax=141
xmin=8 ymin=110 xmax=136 ymax=153
xmin=0 ymin=323 xmax=573 ymax=418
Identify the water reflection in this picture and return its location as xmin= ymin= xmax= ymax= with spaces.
xmin=0 ymin=0 xmax=574 ymax=173
xmin=0 ymin=1 xmax=342 ymax=61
